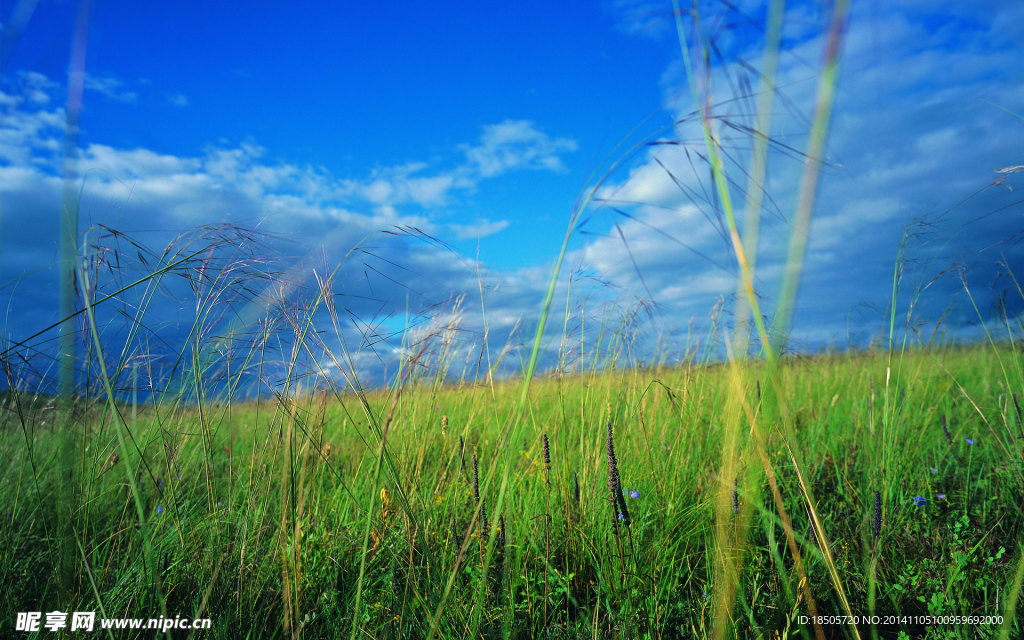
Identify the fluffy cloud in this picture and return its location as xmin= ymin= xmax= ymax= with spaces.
xmin=461 ymin=120 xmax=578 ymax=178
xmin=83 ymin=72 xmax=138 ymax=103
xmin=449 ymin=218 xmax=510 ymax=240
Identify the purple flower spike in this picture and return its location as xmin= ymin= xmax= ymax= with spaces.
xmin=912 ymin=495 xmax=926 ymax=507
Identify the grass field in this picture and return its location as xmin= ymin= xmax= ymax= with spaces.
xmin=2 ymin=339 xmax=1022 ymax=638
xmin=3 ymin=2 xmax=1023 ymax=639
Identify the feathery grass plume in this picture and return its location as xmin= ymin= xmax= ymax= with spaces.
xmin=941 ymin=414 xmax=962 ymax=462
xmin=472 ymin=453 xmax=480 ymax=502
xmin=572 ymin=471 xmax=580 ymax=504
xmin=872 ymin=490 xmax=882 ymax=537
xmin=442 ymin=414 xmax=448 ymax=436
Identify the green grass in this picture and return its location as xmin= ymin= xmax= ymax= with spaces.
xmin=4 ymin=2 xmax=1023 ymax=638
xmin=1 ymin=343 xmax=1022 ymax=639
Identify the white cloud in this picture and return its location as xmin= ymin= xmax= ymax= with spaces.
xmin=167 ymin=93 xmax=189 ymax=107
xmin=0 ymin=86 xmax=64 ymax=165
xmin=83 ymin=72 xmax=137 ymax=103
xmin=326 ymin=121 xmax=576 ymax=208
xmin=606 ymin=0 xmax=673 ymax=39
xmin=461 ymin=120 xmax=578 ymax=178
xmin=449 ymin=218 xmax=510 ymax=240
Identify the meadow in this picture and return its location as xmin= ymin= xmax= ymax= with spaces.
xmin=1 ymin=338 xmax=1022 ymax=638
xmin=2 ymin=3 xmax=1023 ymax=639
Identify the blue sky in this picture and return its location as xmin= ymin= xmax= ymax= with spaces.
xmin=1 ymin=0 xmax=1023 ymax=393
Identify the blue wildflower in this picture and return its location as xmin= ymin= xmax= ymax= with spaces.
xmin=936 ymin=493 xmax=946 ymax=500
xmin=912 ymin=495 xmax=926 ymax=507
xmin=157 ymin=505 xmax=164 ymax=515
xmin=930 ymin=467 xmax=937 ymax=474
xmin=629 ymin=490 xmax=640 ymax=499
xmin=617 ymin=512 xmax=625 ymax=520
xmin=965 ymin=439 xmax=975 ymax=445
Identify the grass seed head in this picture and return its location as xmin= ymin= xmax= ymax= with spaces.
xmin=473 ymin=453 xmax=480 ymax=502
xmin=615 ymin=478 xmax=631 ymax=527
xmin=542 ymin=433 xmax=551 ymax=486
xmin=606 ymin=423 xmax=629 ymax=527
xmin=872 ymin=490 xmax=882 ymax=537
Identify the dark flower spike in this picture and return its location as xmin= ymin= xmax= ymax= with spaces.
xmin=732 ymin=477 xmax=740 ymax=514
xmin=572 ymin=471 xmax=580 ymax=503
xmin=542 ymin=434 xmax=551 ymax=477
xmin=606 ymin=422 xmax=622 ymax=532
xmin=872 ymin=490 xmax=882 ymax=537
xmin=616 ymin=478 xmax=631 ymax=527
xmin=473 ymin=454 xmax=480 ymax=502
